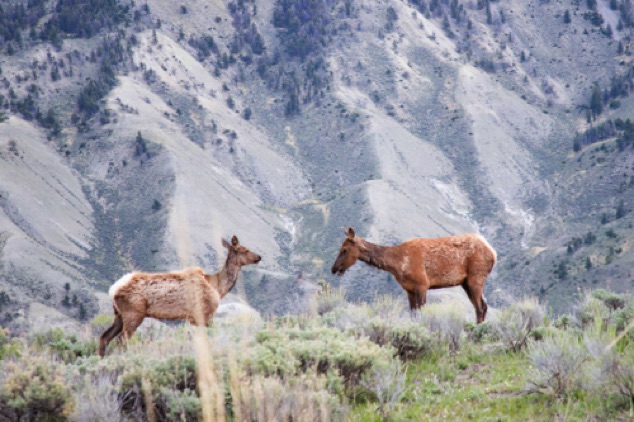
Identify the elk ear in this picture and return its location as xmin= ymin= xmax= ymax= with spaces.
xmin=346 ymin=227 xmax=355 ymax=239
xmin=221 ymin=238 xmax=232 ymax=249
xmin=231 ymin=235 xmax=239 ymax=247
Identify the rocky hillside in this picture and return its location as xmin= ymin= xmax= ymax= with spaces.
xmin=1 ymin=0 xmax=634 ymax=330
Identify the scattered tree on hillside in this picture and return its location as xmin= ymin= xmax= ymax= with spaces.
xmin=188 ymin=35 xmax=218 ymax=61
xmin=386 ymin=6 xmax=398 ymax=31
xmin=0 ymin=0 xmax=47 ymax=52
xmin=228 ymin=0 xmax=266 ymax=60
xmin=616 ymin=200 xmax=627 ymax=219
xmin=486 ymin=0 xmax=492 ymax=24
xmin=75 ymin=35 xmax=130 ymax=124
xmin=40 ymin=0 xmax=129 ymax=41
xmin=556 ymin=261 xmax=568 ymax=280
xmin=243 ymin=107 xmax=252 ymax=120
xmin=135 ymin=131 xmax=147 ymax=157
xmin=618 ymin=0 xmax=634 ymax=28
xmin=563 ymin=10 xmax=571 ymax=24
xmin=272 ymin=0 xmax=334 ymax=59
xmin=590 ymin=84 xmax=603 ymax=118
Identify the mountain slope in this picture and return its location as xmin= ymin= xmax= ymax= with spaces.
xmin=1 ymin=0 xmax=634 ymax=329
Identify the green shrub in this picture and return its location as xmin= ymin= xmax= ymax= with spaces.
xmin=573 ymin=290 xmax=634 ymax=339
xmin=611 ymin=354 xmax=634 ymax=403
xmin=359 ymin=360 xmax=407 ymax=421
xmin=582 ymin=330 xmax=634 ymax=407
xmin=231 ymin=372 xmax=345 ymax=421
xmin=529 ymin=326 xmax=559 ymax=341
xmin=553 ymin=314 xmax=571 ymax=330
xmin=0 ymin=328 xmax=22 ymax=360
xmin=368 ymin=295 xmax=406 ymax=322
xmin=87 ymin=339 xmax=346 ymax=421
xmin=592 ymin=289 xmax=630 ymax=312
xmin=73 ymin=373 xmax=123 ymax=421
xmin=321 ymin=302 xmax=372 ymax=331
xmin=32 ymin=328 xmax=96 ymax=363
xmin=494 ymin=298 xmax=544 ymax=352
xmin=247 ymin=340 xmax=298 ymax=378
xmin=526 ymin=332 xmax=587 ymax=396
xmin=0 ymin=353 xmax=74 ymax=419
xmin=466 ymin=321 xmax=495 ymax=343
xmin=315 ymin=284 xmax=346 ymax=316
xmin=321 ymin=299 xmax=436 ymax=360
xmin=420 ymin=302 xmax=467 ymax=352
xmin=119 ymin=355 xmax=198 ymax=420
xmin=612 ymin=302 xmax=634 ymax=334
xmin=574 ymin=295 xmax=611 ymax=330
xmin=160 ymin=387 xmax=201 ymax=421
xmin=90 ymin=313 xmax=114 ymax=336
xmin=363 ymin=318 xmax=433 ymax=361
xmin=248 ymin=326 xmax=393 ymax=387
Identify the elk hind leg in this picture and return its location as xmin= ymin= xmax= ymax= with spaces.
xmin=463 ymin=282 xmax=486 ymax=324
xmin=121 ymin=313 xmax=145 ymax=345
xmin=206 ymin=301 xmax=220 ymax=327
xmin=98 ymin=311 xmax=123 ymax=357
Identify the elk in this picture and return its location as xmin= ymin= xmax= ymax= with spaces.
xmin=331 ymin=228 xmax=496 ymax=323
xmin=98 ymin=235 xmax=261 ymax=357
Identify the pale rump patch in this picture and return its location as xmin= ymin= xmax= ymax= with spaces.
xmin=475 ymin=234 xmax=497 ymax=262
xmin=109 ymin=273 xmax=135 ymax=299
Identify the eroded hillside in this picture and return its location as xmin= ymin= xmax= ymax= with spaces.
xmin=1 ymin=0 xmax=634 ymax=329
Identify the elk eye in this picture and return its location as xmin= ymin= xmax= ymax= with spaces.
xmin=342 ymin=247 xmax=348 ymax=253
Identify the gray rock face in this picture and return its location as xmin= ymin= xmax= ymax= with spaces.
xmin=215 ymin=295 xmax=262 ymax=324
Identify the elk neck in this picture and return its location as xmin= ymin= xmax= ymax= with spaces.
xmin=357 ymin=239 xmax=399 ymax=274
xmin=217 ymin=252 xmax=241 ymax=297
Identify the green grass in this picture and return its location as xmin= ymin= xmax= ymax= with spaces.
xmin=348 ymin=343 xmax=633 ymax=421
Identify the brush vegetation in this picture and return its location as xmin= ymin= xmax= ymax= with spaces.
xmin=0 ymin=288 xmax=633 ymax=421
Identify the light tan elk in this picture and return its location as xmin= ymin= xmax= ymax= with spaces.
xmin=331 ymin=228 xmax=496 ymax=323
xmin=98 ymin=236 xmax=261 ymax=357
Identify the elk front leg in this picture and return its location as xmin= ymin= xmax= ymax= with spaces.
xmin=414 ymin=287 xmax=427 ymax=309
xmin=406 ymin=290 xmax=418 ymax=319
xmin=406 ymin=288 xmax=427 ymax=319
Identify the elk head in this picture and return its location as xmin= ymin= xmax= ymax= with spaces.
xmin=331 ymin=227 xmax=361 ymax=276
xmin=222 ymin=235 xmax=262 ymax=266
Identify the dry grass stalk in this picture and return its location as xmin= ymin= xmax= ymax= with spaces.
xmin=193 ymin=325 xmax=221 ymax=422
xmin=141 ymin=376 xmax=156 ymax=422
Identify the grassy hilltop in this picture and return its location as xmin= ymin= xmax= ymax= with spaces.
xmin=0 ymin=287 xmax=633 ymax=421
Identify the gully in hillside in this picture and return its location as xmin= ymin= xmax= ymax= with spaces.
xmin=98 ymin=235 xmax=261 ymax=357
xmin=331 ymin=228 xmax=496 ymax=323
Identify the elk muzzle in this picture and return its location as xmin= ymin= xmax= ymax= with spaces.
xmin=331 ymin=258 xmax=346 ymax=276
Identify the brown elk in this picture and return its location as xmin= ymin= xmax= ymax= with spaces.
xmin=98 ymin=235 xmax=261 ymax=357
xmin=331 ymin=228 xmax=496 ymax=323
